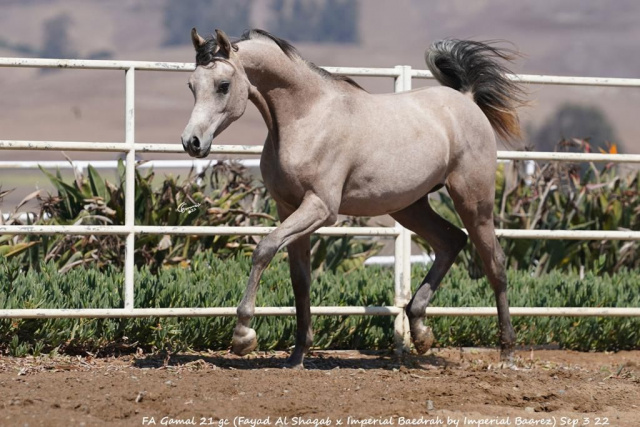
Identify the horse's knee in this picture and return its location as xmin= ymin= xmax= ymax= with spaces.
xmin=252 ymin=239 xmax=278 ymax=266
xmin=306 ymin=194 xmax=337 ymax=226
xmin=324 ymin=212 xmax=337 ymax=226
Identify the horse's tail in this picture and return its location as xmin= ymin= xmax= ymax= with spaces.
xmin=425 ymin=39 xmax=527 ymax=141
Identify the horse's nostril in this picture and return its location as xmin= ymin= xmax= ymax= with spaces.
xmin=192 ymin=136 xmax=200 ymax=149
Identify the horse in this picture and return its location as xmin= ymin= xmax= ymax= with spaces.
xmin=181 ymin=28 xmax=527 ymax=369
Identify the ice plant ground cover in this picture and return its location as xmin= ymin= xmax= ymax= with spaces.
xmin=1 ymin=253 xmax=638 ymax=356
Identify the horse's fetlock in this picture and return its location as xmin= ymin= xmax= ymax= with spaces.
xmin=305 ymin=330 xmax=314 ymax=348
xmin=502 ymin=328 xmax=516 ymax=346
xmin=236 ymin=306 xmax=254 ymax=322
xmin=406 ymin=305 xmax=424 ymax=323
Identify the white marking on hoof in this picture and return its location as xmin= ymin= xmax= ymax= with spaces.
xmin=231 ymin=326 xmax=257 ymax=356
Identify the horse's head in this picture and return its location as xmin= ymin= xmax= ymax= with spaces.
xmin=181 ymin=28 xmax=250 ymax=158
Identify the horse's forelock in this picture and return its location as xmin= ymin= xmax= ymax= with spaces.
xmin=195 ymin=35 xmax=240 ymax=66
xmin=195 ymin=37 xmax=219 ymax=66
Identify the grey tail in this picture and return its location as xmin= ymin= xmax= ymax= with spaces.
xmin=425 ymin=39 xmax=527 ymax=141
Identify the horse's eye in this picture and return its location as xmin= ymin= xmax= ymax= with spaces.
xmin=217 ymin=81 xmax=230 ymax=94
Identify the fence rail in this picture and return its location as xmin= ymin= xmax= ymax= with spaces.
xmin=1 ymin=224 xmax=639 ymax=241
xmin=1 ymin=57 xmax=639 ymax=353
xmin=0 ymin=307 xmax=636 ymax=320
xmin=2 ymin=141 xmax=640 ymax=162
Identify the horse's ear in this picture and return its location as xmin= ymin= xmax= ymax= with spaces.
xmin=215 ymin=29 xmax=233 ymax=57
xmin=191 ymin=27 xmax=206 ymax=50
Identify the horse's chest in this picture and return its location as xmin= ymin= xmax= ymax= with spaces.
xmin=259 ymin=145 xmax=311 ymax=208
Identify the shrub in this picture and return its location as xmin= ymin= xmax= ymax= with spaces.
xmin=421 ymin=140 xmax=640 ymax=276
xmin=1 ymin=161 xmax=378 ymax=273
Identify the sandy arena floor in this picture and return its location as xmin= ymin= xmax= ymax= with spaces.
xmin=1 ymin=348 xmax=639 ymax=427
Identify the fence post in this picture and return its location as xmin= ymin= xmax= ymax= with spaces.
xmin=124 ymin=67 xmax=136 ymax=310
xmin=393 ymin=65 xmax=413 ymax=354
xmin=195 ymin=161 xmax=204 ymax=186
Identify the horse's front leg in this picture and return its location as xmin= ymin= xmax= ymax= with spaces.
xmin=274 ymin=203 xmax=314 ymax=369
xmin=283 ymin=235 xmax=312 ymax=369
xmin=232 ymin=193 xmax=336 ymax=359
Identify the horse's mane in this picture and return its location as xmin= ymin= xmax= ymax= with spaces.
xmin=195 ymin=29 xmax=365 ymax=92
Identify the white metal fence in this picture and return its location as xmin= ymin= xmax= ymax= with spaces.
xmin=1 ymin=57 xmax=639 ymax=349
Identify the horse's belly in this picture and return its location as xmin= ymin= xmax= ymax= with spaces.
xmin=339 ymin=193 xmax=423 ymax=216
xmin=338 ymin=167 xmax=446 ymax=216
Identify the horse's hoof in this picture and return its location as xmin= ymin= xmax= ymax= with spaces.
xmin=284 ymin=349 xmax=305 ymax=369
xmin=283 ymin=358 xmax=305 ymax=370
xmin=495 ymin=361 xmax=519 ymax=370
xmin=500 ymin=349 xmax=515 ymax=364
xmin=231 ymin=326 xmax=257 ymax=356
xmin=412 ymin=325 xmax=435 ymax=355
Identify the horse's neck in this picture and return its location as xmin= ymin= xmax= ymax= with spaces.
xmin=248 ymin=86 xmax=276 ymax=139
xmin=238 ymin=41 xmax=326 ymax=138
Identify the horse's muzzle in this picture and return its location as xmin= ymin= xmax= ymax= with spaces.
xmin=181 ymin=134 xmax=209 ymax=158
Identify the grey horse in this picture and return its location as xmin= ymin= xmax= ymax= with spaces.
xmin=181 ymin=28 xmax=527 ymax=368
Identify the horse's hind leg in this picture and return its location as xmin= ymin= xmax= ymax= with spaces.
xmin=446 ymin=174 xmax=516 ymax=362
xmin=391 ymin=196 xmax=467 ymax=354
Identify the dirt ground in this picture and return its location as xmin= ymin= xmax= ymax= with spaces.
xmin=1 ymin=348 xmax=639 ymax=427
